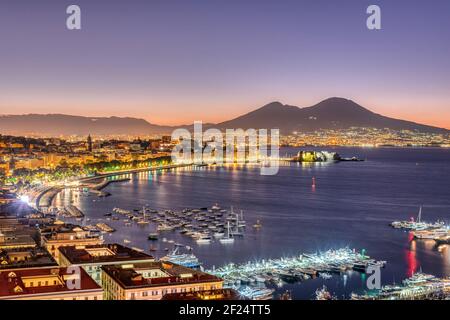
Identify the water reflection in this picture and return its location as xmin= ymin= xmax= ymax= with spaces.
xmin=406 ymin=239 xmax=418 ymax=277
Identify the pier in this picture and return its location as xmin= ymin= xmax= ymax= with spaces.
xmin=352 ymin=273 xmax=450 ymax=300
xmin=207 ymin=248 xmax=386 ymax=295
xmin=64 ymin=205 xmax=84 ymax=218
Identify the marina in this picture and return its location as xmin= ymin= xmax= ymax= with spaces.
xmin=109 ymin=203 xmax=249 ymax=245
xmin=50 ymin=147 xmax=450 ymax=299
xmin=207 ymin=248 xmax=387 ymax=299
xmin=390 ymin=206 xmax=445 ymax=231
xmin=352 ymin=272 xmax=450 ymax=300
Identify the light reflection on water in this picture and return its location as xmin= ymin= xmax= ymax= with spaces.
xmin=54 ymin=147 xmax=450 ymax=299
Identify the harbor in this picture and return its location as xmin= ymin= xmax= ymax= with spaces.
xmin=390 ymin=206 xmax=445 ymax=231
xmin=207 ymin=248 xmax=386 ymax=299
xmin=352 ymin=272 xmax=450 ymax=300
xmin=48 ymin=148 xmax=450 ymax=299
xmin=390 ymin=206 xmax=450 ymax=245
xmin=109 ymin=204 xmax=250 ymax=246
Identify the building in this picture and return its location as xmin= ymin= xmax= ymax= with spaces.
xmin=162 ymin=288 xmax=243 ymax=300
xmin=0 ymin=267 xmax=103 ymax=300
xmin=0 ymin=231 xmax=37 ymax=250
xmin=87 ymin=135 xmax=93 ymax=152
xmin=0 ymin=192 xmax=17 ymax=204
xmin=102 ymin=261 xmax=223 ymax=300
xmin=40 ymin=224 xmax=104 ymax=260
xmin=58 ymin=244 xmax=155 ymax=285
xmin=0 ymin=247 xmax=57 ymax=270
xmin=0 ymin=161 xmax=10 ymax=176
xmin=13 ymin=157 xmax=45 ymax=170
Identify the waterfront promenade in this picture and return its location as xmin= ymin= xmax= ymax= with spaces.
xmin=24 ymin=163 xmax=194 ymax=210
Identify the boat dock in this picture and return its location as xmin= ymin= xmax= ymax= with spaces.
xmin=390 ymin=206 xmax=445 ymax=232
xmin=64 ymin=205 xmax=85 ymax=218
xmin=96 ymin=222 xmax=115 ymax=233
xmin=207 ymin=248 xmax=386 ymax=296
xmin=352 ymin=272 xmax=450 ymax=300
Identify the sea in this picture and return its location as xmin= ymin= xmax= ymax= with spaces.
xmin=53 ymin=147 xmax=450 ymax=299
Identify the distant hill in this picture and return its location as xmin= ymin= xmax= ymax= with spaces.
xmin=217 ymin=97 xmax=449 ymax=134
xmin=0 ymin=98 xmax=448 ymax=136
xmin=0 ymin=114 xmax=173 ymax=136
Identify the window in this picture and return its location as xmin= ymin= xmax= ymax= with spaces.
xmin=142 ymin=291 xmax=148 ymax=297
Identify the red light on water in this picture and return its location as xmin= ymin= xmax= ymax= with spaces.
xmin=406 ymin=249 xmax=418 ymax=277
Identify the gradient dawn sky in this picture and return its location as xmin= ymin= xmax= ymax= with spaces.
xmin=0 ymin=0 xmax=449 ymax=128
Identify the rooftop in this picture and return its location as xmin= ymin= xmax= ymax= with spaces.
xmin=59 ymin=244 xmax=154 ymax=265
xmin=0 ymin=247 xmax=57 ymax=270
xmin=0 ymin=266 xmax=101 ymax=298
xmin=102 ymin=261 xmax=222 ymax=289
xmin=40 ymin=223 xmax=102 ymax=241
xmin=0 ymin=232 xmax=36 ymax=249
xmin=162 ymin=288 xmax=244 ymax=300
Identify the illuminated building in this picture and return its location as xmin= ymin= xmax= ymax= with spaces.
xmin=40 ymin=224 xmax=104 ymax=260
xmin=0 ymin=231 xmax=37 ymax=250
xmin=0 ymin=161 xmax=10 ymax=176
xmin=58 ymin=244 xmax=155 ymax=285
xmin=0 ymin=192 xmax=17 ymax=204
xmin=162 ymin=288 xmax=243 ymax=300
xmin=87 ymin=134 xmax=93 ymax=152
xmin=0 ymin=267 xmax=103 ymax=300
xmin=102 ymin=261 xmax=223 ymax=300
xmin=0 ymin=247 xmax=57 ymax=270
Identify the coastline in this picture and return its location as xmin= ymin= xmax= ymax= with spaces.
xmin=34 ymin=163 xmax=194 ymax=210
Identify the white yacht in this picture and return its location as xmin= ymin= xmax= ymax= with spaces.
xmin=220 ymin=222 xmax=235 ymax=244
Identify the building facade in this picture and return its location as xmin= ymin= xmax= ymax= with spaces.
xmin=0 ymin=266 xmax=103 ymax=300
xmin=102 ymin=261 xmax=223 ymax=300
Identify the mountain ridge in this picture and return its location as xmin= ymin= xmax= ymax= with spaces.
xmin=0 ymin=97 xmax=448 ymax=136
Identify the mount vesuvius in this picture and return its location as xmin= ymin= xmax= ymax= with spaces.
xmin=0 ymin=98 xmax=447 ymax=135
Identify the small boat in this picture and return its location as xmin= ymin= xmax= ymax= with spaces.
xmin=148 ymin=233 xmax=158 ymax=240
xmin=196 ymin=236 xmax=212 ymax=244
xmin=253 ymin=220 xmax=262 ymax=229
xmin=213 ymin=231 xmax=225 ymax=238
xmin=237 ymin=210 xmax=246 ymax=227
xmin=157 ymin=224 xmax=174 ymax=231
xmin=123 ymin=239 xmax=131 ymax=244
xmin=219 ymin=222 xmax=235 ymax=244
xmin=315 ymin=286 xmax=335 ymax=300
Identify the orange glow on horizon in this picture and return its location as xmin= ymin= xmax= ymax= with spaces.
xmin=1 ymin=99 xmax=449 ymax=129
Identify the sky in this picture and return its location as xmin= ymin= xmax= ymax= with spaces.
xmin=0 ymin=0 xmax=449 ymax=128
